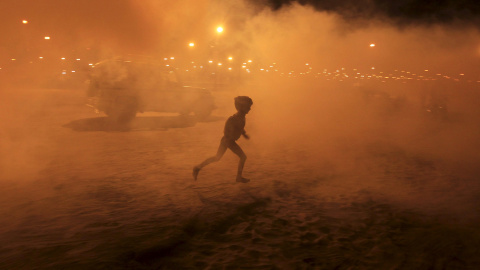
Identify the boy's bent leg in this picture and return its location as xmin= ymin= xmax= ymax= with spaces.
xmin=226 ymin=141 xmax=249 ymax=182
xmin=193 ymin=139 xmax=228 ymax=180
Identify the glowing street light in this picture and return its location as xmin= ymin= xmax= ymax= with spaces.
xmin=44 ymin=36 xmax=51 ymax=40
xmin=189 ymin=42 xmax=195 ymax=47
xmin=216 ymin=26 xmax=224 ymax=34
xmin=22 ymin=20 xmax=28 ymax=24
xmin=369 ymin=43 xmax=376 ymax=48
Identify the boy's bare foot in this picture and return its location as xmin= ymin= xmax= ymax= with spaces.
xmin=193 ymin=167 xmax=200 ymax=181
xmin=236 ymin=177 xmax=250 ymax=183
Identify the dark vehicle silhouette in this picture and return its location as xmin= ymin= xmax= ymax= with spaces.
xmin=87 ymin=57 xmax=216 ymax=122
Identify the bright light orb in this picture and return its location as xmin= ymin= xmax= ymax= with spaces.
xmin=44 ymin=36 xmax=51 ymax=40
xmin=189 ymin=42 xmax=195 ymax=47
xmin=369 ymin=43 xmax=375 ymax=47
xmin=22 ymin=20 xmax=28 ymax=24
xmin=217 ymin=26 xmax=224 ymax=33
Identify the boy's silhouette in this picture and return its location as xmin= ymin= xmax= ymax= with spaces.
xmin=193 ymin=96 xmax=253 ymax=183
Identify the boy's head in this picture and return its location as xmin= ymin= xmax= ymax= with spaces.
xmin=234 ymin=96 xmax=253 ymax=114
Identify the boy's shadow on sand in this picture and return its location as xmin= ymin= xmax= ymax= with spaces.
xmin=63 ymin=115 xmax=223 ymax=132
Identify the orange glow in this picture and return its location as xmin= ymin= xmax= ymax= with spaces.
xmin=22 ymin=20 xmax=28 ymax=24
xmin=216 ymin=26 xmax=224 ymax=33
xmin=189 ymin=42 xmax=195 ymax=47
xmin=44 ymin=36 xmax=51 ymax=40
xmin=369 ymin=43 xmax=376 ymax=47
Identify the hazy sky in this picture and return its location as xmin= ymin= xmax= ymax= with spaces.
xmin=3 ymin=0 xmax=479 ymax=47
xmin=0 ymin=0 xmax=154 ymax=52
xmin=1 ymin=0 xmax=479 ymax=76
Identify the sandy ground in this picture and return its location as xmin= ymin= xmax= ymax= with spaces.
xmin=1 ymin=80 xmax=480 ymax=269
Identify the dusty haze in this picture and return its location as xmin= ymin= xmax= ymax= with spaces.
xmin=1 ymin=0 xmax=480 ymax=268
xmin=2 ymin=0 xmax=480 ymax=217
xmin=2 ymin=0 xmax=480 ymax=216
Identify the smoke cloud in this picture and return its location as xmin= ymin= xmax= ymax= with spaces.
xmin=2 ymin=2 xmax=480 ymax=268
xmin=1 ymin=0 xmax=480 ymax=215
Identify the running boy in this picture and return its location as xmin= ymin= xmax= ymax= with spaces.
xmin=193 ymin=96 xmax=253 ymax=183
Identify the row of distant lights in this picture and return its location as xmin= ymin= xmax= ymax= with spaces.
xmin=2 ymin=54 xmax=476 ymax=82
xmin=178 ymin=60 xmax=477 ymax=82
xmin=179 ymin=60 xmax=472 ymax=81
xmin=275 ymin=65 xmax=474 ymax=82
xmin=7 ymin=56 xmax=93 ymax=65
xmin=1 ymin=56 xmax=94 ymax=74
xmin=165 ymin=56 xmax=254 ymax=73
